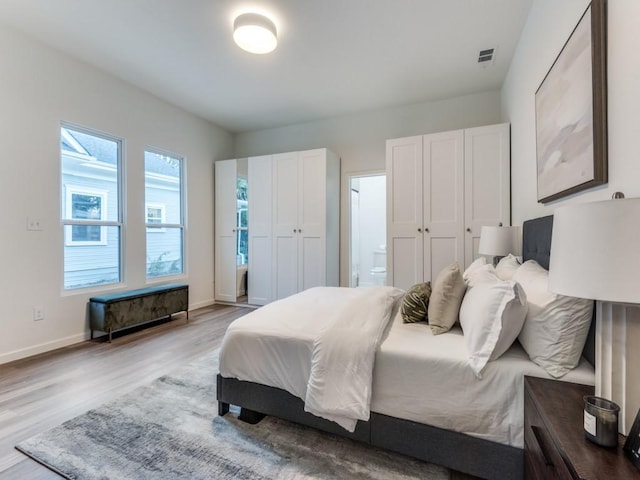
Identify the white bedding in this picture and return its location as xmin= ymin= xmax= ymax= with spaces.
xmin=304 ymin=286 xmax=404 ymax=431
xmin=371 ymin=314 xmax=594 ymax=448
xmin=219 ymin=289 xmax=594 ymax=448
xmin=219 ymin=286 xmax=403 ymax=431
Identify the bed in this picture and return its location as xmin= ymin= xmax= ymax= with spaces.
xmin=216 ymin=215 xmax=596 ymax=480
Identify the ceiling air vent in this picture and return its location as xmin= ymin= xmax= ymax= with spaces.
xmin=478 ymin=48 xmax=496 ymax=67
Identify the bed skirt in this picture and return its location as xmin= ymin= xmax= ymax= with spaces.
xmin=217 ymin=374 xmax=523 ymax=480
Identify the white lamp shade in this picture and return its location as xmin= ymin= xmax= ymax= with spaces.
xmin=233 ymin=13 xmax=277 ymax=54
xmin=478 ymin=226 xmax=521 ymax=257
xmin=549 ymin=198 xmax=640 ymax=303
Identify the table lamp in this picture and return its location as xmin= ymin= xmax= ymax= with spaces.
xmin=549 ymin=195 xmax=640 ymax=435
xmin=478 ymin=225 xmax=521 ymax=265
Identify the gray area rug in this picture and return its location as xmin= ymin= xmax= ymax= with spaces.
xmin=16 ymin=349 xmax=450 ymax=479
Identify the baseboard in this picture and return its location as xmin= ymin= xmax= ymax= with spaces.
xmin=189 ymin=299 xmax=215 ymax=310
xmin=0 ymin=332 xmax=86 ymax=365
xmin=1 ymin=300 xmax=217 ymax=365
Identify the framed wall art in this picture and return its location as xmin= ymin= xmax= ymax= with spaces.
xmin=535 ymin=0 xmax=607 ymax=203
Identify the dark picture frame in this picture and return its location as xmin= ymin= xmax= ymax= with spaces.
xmin=535 ymin=0 xmax=607 ymax=204
xmin=624 ymin=408 xmax=640 ymax=470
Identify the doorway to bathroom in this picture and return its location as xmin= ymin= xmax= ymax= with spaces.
xmin=349 ymin=173 xmax=386 ymax=287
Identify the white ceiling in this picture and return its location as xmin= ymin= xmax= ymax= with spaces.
xmin=0 ymin=0 xmax=532 ymax=133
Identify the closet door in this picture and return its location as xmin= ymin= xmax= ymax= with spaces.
xmin=248 ymin=155 xmax=272 ymax=305
xmin=386 ymin=136 xmax=424 ymax=291
xmin=464 ymin=123 xmax=510 ymax=267
xmin=423 ymin=130 xmax=465 ymax=282
xmin=272 ymin=152 xmax=299 ymax=300
xmin=298 ymin=149 xmax=327 ymax=291
xmin=214 ymin=159 xmax=237 ymax=303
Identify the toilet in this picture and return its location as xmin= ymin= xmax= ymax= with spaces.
xmin=369 ymin=247 xmax=387 ymax=286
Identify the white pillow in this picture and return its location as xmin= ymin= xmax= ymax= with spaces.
xmin=495 ymin=254 xmax=521 ymax=281
xmin=463 ymin=256 xmax=487 ymax=284
xmin=465 ymin=263 xmax=500 ymax=288
xmin=514 ymin=260 xmax=593 ymax=378
xmin=460 ymin=280 xmax=528 ymax=378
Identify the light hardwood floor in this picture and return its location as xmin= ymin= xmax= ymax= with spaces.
xmin=0 ymin=304 xmax=478 ymax=480
xmin=0 ymin=304 xmax=248 ymax=479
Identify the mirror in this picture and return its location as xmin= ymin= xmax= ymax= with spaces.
xmin=236 ymin=158 xmax=248 ymax=303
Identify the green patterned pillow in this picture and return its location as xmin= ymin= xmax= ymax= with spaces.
xmin=401 ymin=282 xmax=432 ymax=323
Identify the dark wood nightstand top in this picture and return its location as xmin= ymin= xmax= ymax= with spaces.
xmin=525 ymin=376 xmax=639 ymax=479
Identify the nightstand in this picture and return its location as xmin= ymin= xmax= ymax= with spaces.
xmin=524 ymin=376 xmax=639 ymax=479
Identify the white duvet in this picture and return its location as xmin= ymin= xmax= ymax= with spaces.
xmin=219 ymin=286 xmax=404 ymax=432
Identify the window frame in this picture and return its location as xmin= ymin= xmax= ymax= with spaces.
xmin=144 ymin=147 xmax=186 ymax=279
xmin=61 ymin=122 xmax=124 ymax=291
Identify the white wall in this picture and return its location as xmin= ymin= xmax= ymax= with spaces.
xmin=235 ymin=91 xmax=502 ymax=286
xmin=0 ymin=23 xmax=234 ymax=363
xmin=502 ymin=0 xmax=640 ymax=224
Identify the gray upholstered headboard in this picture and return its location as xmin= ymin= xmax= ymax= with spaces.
xmin=521 ymin=215 xmax=596 ymax=367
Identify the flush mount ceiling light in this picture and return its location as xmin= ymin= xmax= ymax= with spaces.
xmin=233 ymin=13 xmax=277 ymax=54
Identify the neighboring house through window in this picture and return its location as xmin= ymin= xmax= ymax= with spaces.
xmin=145 ymin=149 xmax=185 ymax=278
xmin=61 ymin=124 xmax=122 ymax=290
xmin=65 ymin=186 xmax=108 ymax=245
xmin=146 ymin=203 xmax=166 ymax=232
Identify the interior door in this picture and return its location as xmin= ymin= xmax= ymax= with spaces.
xmin=464 ymin=123 xmax=511 ymax=268
xmin=272 ymin=152 xmax=299 ymax=300
xmin=214 ymin=159 xmax=237 ymax=302
xmin=423 ymin=130 xmax=464 ymax=282
xmin=386 ymin=136 xmax=424 ymax=290
xmin=248 ymin=155 xmax=272 ymax=305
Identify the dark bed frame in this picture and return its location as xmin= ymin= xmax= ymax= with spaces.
xmin=217 ymin=215 xmax=596 ymax=480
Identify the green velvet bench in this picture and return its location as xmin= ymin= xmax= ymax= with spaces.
xmin=89 ymin=283 xmax=189 ymax=342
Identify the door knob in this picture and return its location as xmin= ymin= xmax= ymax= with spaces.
xmin=425 ymin=228 xmax=429 ymax=233
xmin=418 ymin=228 xmax=422 ymax=232
xmin=466 ymin=228 xmax=471 ymax=233
xmin=499 ymin=222 xmax=503 ymax=227
xmin=298 ymin=228 xmax=302 ymax=233
xmin=293 ymin=229 xmax=297 ymax=233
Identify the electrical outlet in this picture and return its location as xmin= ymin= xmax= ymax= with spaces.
xmin=33 ymin=306 xmax=44 ymax=321
xmin=27 ymin=217 xmax=43 ymax=231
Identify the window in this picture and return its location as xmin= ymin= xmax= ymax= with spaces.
xmin=65 ymin=186 xmax=107 ymax=245
xmin=61 ymin=124 xmax=122 ymax=290
xmin=145 ymin=149 xmax=185 ymax=278
xmin=146 ymin=203 xmax=166 ymax=232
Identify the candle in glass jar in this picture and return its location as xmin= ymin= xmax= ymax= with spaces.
xmin=584 ymin=395 xmax=620 ymax=448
